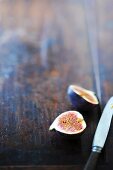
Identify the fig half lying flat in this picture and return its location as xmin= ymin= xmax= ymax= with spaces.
xmin=67 ymin=85 xmax=99 ymax=112
xmin=49 ymin=111 xmax=86 ymax=135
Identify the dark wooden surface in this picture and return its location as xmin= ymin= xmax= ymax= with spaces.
xmin=0 ymin=0 xmax=113 ymax=169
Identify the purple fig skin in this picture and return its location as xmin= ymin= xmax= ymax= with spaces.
xmin=50 ymin=125 xmax=85 ymax=140
xmin=56 ymin=129 xmax=85 ymax=140
xmin=67 ymin=85 xmax=99 ymax=112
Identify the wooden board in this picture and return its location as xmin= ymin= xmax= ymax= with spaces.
xmin=0 ymin=0 xmax=113 ymax=169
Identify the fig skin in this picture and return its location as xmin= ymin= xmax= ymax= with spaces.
xmin=55 ymin=129 xmax=85 ymax=140
xmin=67 ymin=85 xmax=99 ymax=112
xmin=49 ymin=111 xmax=86 ymax=139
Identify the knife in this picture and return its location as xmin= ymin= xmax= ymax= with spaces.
xmin=84 ymin=97 xmax=113 ymax=170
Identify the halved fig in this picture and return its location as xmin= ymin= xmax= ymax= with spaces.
xmin=67 ymin=85 xmax=99 ymax=112
xmin=49 ymin=111 xmax=86 ymax=135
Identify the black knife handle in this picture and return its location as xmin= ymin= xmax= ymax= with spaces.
xmin=84 ymin=151 xmax=100 ymax=170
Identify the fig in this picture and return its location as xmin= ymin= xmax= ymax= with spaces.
xmin=49 ymin=111 xmax=86 ymax=136
xmin=67 ymin=85 xmax=99 ymax=112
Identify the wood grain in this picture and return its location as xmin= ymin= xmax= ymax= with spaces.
xmin=0 ymin=0 xmax=113 ymax=169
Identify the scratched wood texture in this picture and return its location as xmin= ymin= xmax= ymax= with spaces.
xmin=0 ymin=0 xmax=113 ymax=169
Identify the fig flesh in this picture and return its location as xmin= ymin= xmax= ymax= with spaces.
xmin=49 ymin=111 xmax=86 ymax=135
xmin=67 ymin=85 xmax=99 ymax=112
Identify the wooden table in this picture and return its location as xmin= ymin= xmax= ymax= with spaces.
xmin=0 ymin=0 xmax=113 ymax=169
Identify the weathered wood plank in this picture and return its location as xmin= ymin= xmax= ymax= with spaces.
xmin=96 ymin=0 xmax=113 ymax=165
xmin=0 ymin=0 xmax=112 ymax=169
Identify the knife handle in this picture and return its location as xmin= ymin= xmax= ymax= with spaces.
xmin=84 ymin=151 xmax=100 ymax=170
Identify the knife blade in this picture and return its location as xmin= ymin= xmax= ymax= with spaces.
xmin=84 ymin=97 xmax=113 ymax=170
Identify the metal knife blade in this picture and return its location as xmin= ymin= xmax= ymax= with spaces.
xmin=84 ymin=97 xmax=113 ymax=170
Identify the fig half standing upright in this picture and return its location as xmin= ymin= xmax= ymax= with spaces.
xmin=49 ymin=111 xmax=86 ymax=137
xmin=67 ymin=85 xmax=99 ymax=112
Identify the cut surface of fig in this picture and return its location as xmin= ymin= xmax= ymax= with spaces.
xmin=70 ymin=85 xmax=98 ymax=104
xmin=49 ymin=111 xmax=86 ymax=135
xmin=67 ymin=85 xmax=99 ymax=112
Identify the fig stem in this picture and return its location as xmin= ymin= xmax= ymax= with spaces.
xmin=49 ymin=122 xmax=55 ymax=131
